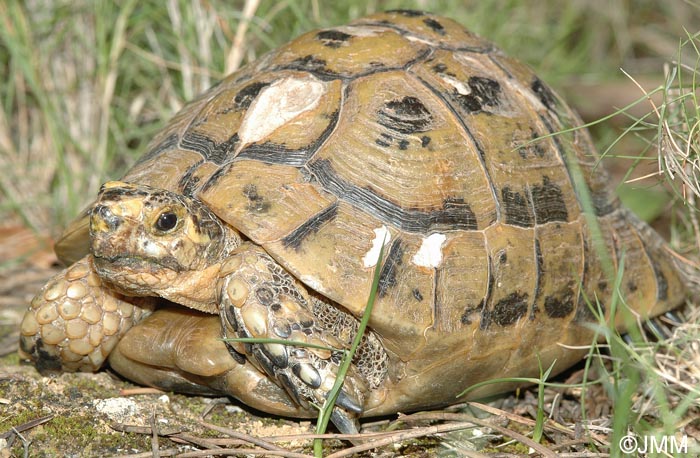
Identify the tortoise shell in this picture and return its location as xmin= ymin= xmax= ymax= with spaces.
xmin=54 ymin=10 xmax=685 ymax=413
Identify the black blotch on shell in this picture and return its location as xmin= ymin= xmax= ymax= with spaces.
xmin=387 ymin=9 xmax=426 ymax=17
xmin=544 ymin=288 xmax=575 ymax=318
xmin=455 ymin=76 xmax=502 ymax=113
xmin=234 ymin=82 xmax=270 ymax=110
xmin=531 ymin=78 xmax=557 ymax=111
xmin=242 ymin=183 xmax=271 ymax=214
xmin=530 ymin=176 xmax=568 ymax=223
xmin=316 ymin=30 xmax=352 ymax=48
xmin=490 ymin=292 xmax=529 ymax=326
xmin=460 ymin=301 xmax=483 ymax=325
xmin=423 ymin=18 xmax=445 ymax=35
xmin=378 ymin=239 xmax=404 ymax=297
xmin=412 ymin=288 xmax=423 ymax=301
xmin=377 ymin=96 xmax=433 ymax=134
xmin=289 ymin=55 xmax=330 ymax=74
xmin=501 ymin=187 xmax=534 ymax=227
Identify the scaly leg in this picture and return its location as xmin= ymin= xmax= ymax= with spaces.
xmin=19 ymin=255 xmax=154 ymax=373
xmin=218 ymin=244 xmax=387 ymax=433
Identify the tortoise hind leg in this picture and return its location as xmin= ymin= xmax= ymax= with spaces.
xmin=19 ymin=255 xmax=154 ymax=373
xmin=218 ymin=244 xmax=387 ymax=433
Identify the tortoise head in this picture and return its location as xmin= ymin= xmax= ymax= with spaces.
xmin=89 ymin=181 xmax=241 ymax=312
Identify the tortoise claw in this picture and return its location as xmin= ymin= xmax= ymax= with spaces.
xmin=219 ymin=246 xmax=369 ymax=426
xmin=331 ymin=408 xmax=360 ymax=435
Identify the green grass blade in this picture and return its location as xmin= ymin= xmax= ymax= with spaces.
xmin=313 ymin=233 xmax=386 ymax=457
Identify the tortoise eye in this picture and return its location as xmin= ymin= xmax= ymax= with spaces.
xmin=155 ymin=211 xmax=179 ymax=232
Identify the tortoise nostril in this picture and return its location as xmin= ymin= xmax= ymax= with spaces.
xmin=92 ymin=204 xmax=122 ymax=231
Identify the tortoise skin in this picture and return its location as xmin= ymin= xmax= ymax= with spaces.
xmin=24 ymin=10 xmax=686 ymax=418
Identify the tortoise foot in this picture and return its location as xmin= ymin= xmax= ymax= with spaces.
xmin=219 ymin=245 xmax=374 ymax=433
xmin=19 ymin=255 xmax=154 ymax=373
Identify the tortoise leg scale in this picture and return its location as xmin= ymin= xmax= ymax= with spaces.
xmin=18 ymin=255 xmax=155 ymax=373
xmin=218 ymin=244 xmax=368 ymax=433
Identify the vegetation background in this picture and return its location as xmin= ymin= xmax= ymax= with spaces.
xmin=1 ymin=0 xmax=698 ymax=456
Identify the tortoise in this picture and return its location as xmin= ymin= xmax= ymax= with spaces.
xmin=19 ymin=10 xmax=691 ymax=433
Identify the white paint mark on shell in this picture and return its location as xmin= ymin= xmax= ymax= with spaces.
xmin=440 ymin=74 xmax=470 ymax=96
xmin=237 ymin=75 xmax=327 ymax=149
xmin=405 ymin=35 xmax=436 ymax=46
xmin=363 ymin=226 xmax=391 ymax=268
xmin=337 ymin=25 xmax=380 ymax=37
xmin=412 ymin=233 xmax=446 ymax=268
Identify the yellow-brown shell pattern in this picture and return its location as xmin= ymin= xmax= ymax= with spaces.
xmin=113 ymin=10 xmax=685 ymax=397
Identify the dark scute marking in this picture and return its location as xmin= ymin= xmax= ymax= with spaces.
xmin=498 ymin=250 xmax=507 ymax=264
xmin=308 ymin=159 xmax=477 ymax=232
xmin=412 ymin=288 xmax=423 ymax=301
xmin=544 ymin=288 xmax=576 ymax=318
xmin=288 ymin=55 xmax=333 ymax=75
xmin=455 ymin=76 xmax=502 ymax=113
xmin=316 ymin=30 xmax=352 ymax=48
xmin=200 ymin=162 xmax=233 ymax=194
xmin=479 ymin=257 xmax=495 ymax=330
xmin=378 ymin=239 xmax=404 ymax=297
xmin=531 ymin=78 xmax=557 ymax=111
xmin=234 ymin=82 xmax=270 ymax=110
xmin=242 ymin=183 xmax=271 ymax=214
xmin=377 ymin=96 xmax=433 ymax=134
xmin=398 ymin=139 xmax=410 ymax=150
xmin=237 ymin=142 xmax=314 ymax=166
xmin=236 ymin=110 xmax=340 ymax=166
xmin=421 ymin=135 xmax=431 ymax=147
xmin=423 ymin=18 xmax=445 ymax=35
xmin=375 ymin=138 xmax=391 ymax=148
xmin=501 ymin=187 xmax=534 ymax=227
xmin=532 ymin=238 xmax=544 ymax=316
xmin=518 ymin=131 xmax=547 ymax=159
xmin=627 ymin=281 xmax=638 ymax=293
xmin=491 ymin=292 xmax=529 ymax=326
xmin=387 ymin=9 xmax=426 ymax=17
xmin=281 ymin=202 xmax=339 ymax=250
xmin=432 ymin=63 xmax=448 ymax=73
xmin=530 ymin=176 xmax=568 ymax=223
xmin=460 ymin=302 xmax=482 ymax=325
xmin=180 ymin=131 xmax=216 ymax=159
xmin=435 ymin=197 xmax=477 ymax=230
xmin=180 ymin=131 xmax=238 ymax=165
xmin=178 ymin=160 xmax=205 ymax=197
xmin=135 ymin=133 xmax=179 ymax=165
xmin=209 ymin=133 xmax=239 ymax=164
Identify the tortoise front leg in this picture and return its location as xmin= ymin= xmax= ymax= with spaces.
xmin=19 ymin=255 xmax=154 ymax=373
xmin=218 ymin=245 xmax=382 ymax=434
xmin=108 ymin=307 xmax=313 ymax=417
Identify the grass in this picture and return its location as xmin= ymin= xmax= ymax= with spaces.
xmin=2 ymin=0 xmax=700 ymax=456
